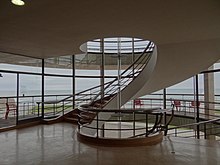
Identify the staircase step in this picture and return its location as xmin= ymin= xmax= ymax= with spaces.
xmin=71 ymin=113 xmax=78 ymax=117
xmin=80 ymin=118 xmax=93 ymax=124
xmin=64 ymin=117 xmax=78 ymax=124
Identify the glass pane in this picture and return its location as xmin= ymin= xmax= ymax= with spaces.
xmin=76 ymin=77 xmax=100 ymax=93
xmin=45 ymin=76 xmax=72 ymax=100
xmin=0 ymin=73 xmax=17 ymax=127
xmin=18 ymin=74 xmax=42 ymax=120
xmin=0 ymin=73 xmax=16 ymax=97
xmin=0 ymin=64 xmax=42 ymax=73
xmin=0 ymin=52 xmax=42 ymax=73
xmin=44 ymin=55 xmax=72 ymax=75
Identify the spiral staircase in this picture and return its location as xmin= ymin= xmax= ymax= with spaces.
xmin=63 ymin=41 xmax=155 ymax=119
xmin=49 ymin=41 xmax=171 ymax=146
xmin=41 ymin=40 xmax=173 ymax=146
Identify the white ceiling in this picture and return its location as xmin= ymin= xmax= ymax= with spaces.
xmin=1 ymin=0 xmax=220 ymax=93
xmin=0 ymin=0 xmax=220 ymax=59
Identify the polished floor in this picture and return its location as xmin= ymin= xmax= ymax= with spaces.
xmin=0 ymin=123 xmax=220 ymax=165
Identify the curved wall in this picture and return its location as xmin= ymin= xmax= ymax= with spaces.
xmin=133 ymin=39 xmax=220 ymax=98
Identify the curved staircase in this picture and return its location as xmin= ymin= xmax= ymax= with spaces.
xmin=63 ymin=41 xmax=156 ymax=126
xmin=42 ymin=41 xmax=172 ymax=146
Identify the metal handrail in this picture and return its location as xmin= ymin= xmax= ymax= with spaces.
xmin=77 ymin=107 xmax=174 ymax=139
xmin=168 ymin=118 xmax=220 ymax=130
xmin=78 ymin=107 xmax=161 ymax=113
xmin=166 ymin=117 xmax=220 ymax=139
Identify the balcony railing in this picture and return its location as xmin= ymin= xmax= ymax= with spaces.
xmin=1 ymin=93 xmax=220 ymax=140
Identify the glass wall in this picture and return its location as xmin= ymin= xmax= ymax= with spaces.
xmin=0 ymin=54 xmax=75 ymax=126
xmin=0 ymin=54 xmax=43 ymax=126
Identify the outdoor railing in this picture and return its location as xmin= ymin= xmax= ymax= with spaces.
xmin=1 ymin=92 xmax=220 ymax=129
xmin=1 ymin=93 xmax=220 ymax=117
xmin=123 ymin=96 xmax=220 ymax=139
xmin=167 ymin=118 xmax=220 ymax=139
xmin=0 ymin=94 xmax=71 ymax=121
xmin=1 ymin=92 xmax=220 ymax=141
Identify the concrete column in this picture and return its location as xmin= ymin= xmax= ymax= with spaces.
xmin=204 ymin=65 xmax=215 ymax=140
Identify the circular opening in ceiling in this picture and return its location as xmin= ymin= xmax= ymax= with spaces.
xmin=80 ymin=37 xmax=151 ymax=54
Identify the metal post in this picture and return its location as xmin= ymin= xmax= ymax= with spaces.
xmin=204 ymin=123 xmax=207 ymax=139
xmin=23 ymin=103 xmax=25 ymax=117
xmin=100 ymin=39 xmax=105 ymax=101
xmin=132 ymin=37 xmax=135 ymax=78
xmin=195 ymin=74 xmax=200 ymax=139
xmin=37 ymin=102 xmax=40 ymax=116
xmin=53 ymin=104 xmax=55 ymax=115
xmin=77 ymin=109 xmax=80 ymax=132
xmin=96 ymin=113 xmax=99 ymax=138
xmin=164 ymin=112 xmax=167 ymax=130
xmin=42 ymin=59 xmax=45 ymax=118
xmin=117 ymin=38 xmax=122 ymax=138
xmin=145 ymin=112 xmax=148 ymax=137
xmin=163 ymin=88 xmax=167 ymax=128
xmin=62 ymin=101 xmax=64 ymax=116
xmin=72 ymin=55 xmax=75 ymax=109
xmin=117 ymin=38 xmax=122 ymax=109
xmin=163 ymin=88 xmax=167 ymax=109
xmin=133 ymin=111 xmax=136 ymax=136
xmin=32 ymin=96 xmax=34 ymax=114
xmin=16 ymin=73 xmax=19 ymax=125
xmin=101 ymin=124 xmax=105 ymax=138
xmin=27 ymin=102 xmax=29 ymax=115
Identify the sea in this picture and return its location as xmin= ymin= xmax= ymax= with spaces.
xmin=1 ymin=88 xmax=220 ymax=101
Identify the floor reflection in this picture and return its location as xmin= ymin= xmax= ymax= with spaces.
xmin=0 ymin=123 xmax=220 ymax=165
